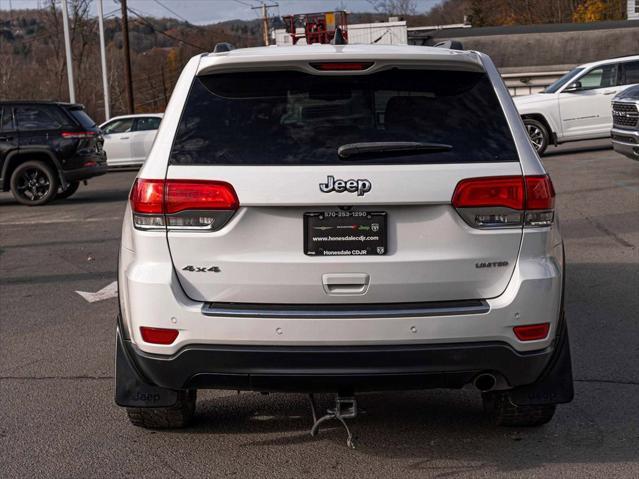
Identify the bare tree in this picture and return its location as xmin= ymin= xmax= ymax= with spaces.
xmin=367 ymin=0 xmax=418 ymax=17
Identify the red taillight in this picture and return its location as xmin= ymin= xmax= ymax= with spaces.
xmin=130 ymin=179 xmax=164 ymax=214
xmin=524 ymin=175 xmax=555 ymax=210
xmin=129 ymin=179 xmax=239 ymax=230
xmin=61 ymin=131 xmax=97 ymax=139
xmin=310 ymin=62 xmax=374 ymax=71
xmin=513 ymin=323 xmax=550 ymax=341
xmin=452 ymin=175 xmax=555 ymax=228
xmin=165 ymin=180 xmax=239 ymax=214
xmin=452 ymin=177 xmax=525 ymax=210
xmin=140 ymin=327 xmax=179 ymax=345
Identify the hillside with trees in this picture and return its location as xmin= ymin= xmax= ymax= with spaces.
xmin=0 ymin=0 xmax=627 ymax=122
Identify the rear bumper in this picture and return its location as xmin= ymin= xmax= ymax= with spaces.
xmin=119 ymin=325 xmax=553 ymax=393
xmin=63 ymin=164 xmax=108 ymax=182
xmin=62 ymin=150 xmax=108 ymax=182
xmin=611 ymin=128 xmax=639 ymax=160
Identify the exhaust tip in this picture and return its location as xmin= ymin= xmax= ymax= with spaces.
xmin=474 ymin=373 xmax=497 ymax=392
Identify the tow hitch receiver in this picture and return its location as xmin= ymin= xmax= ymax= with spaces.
xmin=308 ymin=393 xmax=359 ymax=449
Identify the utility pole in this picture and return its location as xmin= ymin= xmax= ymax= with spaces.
xmin=120 ymin=0 xmax=135 ymax=113
xmin=61 ymin=0 xmax=75 ymax=103
xmin=252 ymin=3 xmax=278 ymax=46
xmin=97 ymin=0 xmax=111 ymax=121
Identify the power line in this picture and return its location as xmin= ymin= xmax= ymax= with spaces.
xmin=232 ymin=0 xmax=257 ymax=7
xmin=126 ymin=6 xmax=208 ymax=51
xmin=152 ymin=0 xmax=192 ymax=25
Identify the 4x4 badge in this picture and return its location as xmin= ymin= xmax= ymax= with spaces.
xmin=319 ymin=175 xmax=372 ymax=196
xmin=182 ymin=265 xmax=221 ymax=273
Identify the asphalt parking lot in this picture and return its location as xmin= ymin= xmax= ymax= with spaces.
xmin=1 ymin=139 xmax=638 ymax=478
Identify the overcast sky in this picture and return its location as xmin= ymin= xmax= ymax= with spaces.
xmin=1 ymin=0 xmax=442 ymax=24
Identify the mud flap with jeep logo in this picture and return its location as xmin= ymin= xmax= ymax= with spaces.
xmin=114 ymin=327 xmax=179 ymax=408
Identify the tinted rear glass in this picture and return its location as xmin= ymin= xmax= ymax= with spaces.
xmin=15 ymin=105 xmax=71 ymax=130
xmin=170 ymin=69 xmax=517 ymax=166
xmin=69 ymin=108 xmax=97 ymax=129
xmin=0 ymin=107 xmax=15 ymax=131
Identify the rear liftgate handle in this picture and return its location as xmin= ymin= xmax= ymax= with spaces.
xmin=322 ymin=273 xmax=370 ymax=295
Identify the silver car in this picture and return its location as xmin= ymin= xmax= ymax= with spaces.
xmin=115 ymin=44 xmax=573 ymax=431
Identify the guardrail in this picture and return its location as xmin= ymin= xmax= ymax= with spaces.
xmin=502 ymin=70 xmax=569 ymax=96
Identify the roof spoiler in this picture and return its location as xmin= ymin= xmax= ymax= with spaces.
xmin=434 ymin=40 xmax=464 ymax=50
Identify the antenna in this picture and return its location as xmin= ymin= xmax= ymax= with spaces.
xmin=332 ymin=26 xmax=347 ymax=45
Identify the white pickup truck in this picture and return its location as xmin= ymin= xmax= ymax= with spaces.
xmin=514 ymin=55 xmax=639 ymax=155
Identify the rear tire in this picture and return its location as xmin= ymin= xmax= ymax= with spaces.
xmin=126 ymin=390 xmax=196 ymax=429
xmin=482 ymin=391 xmax=556 ymax=427
xmin=523 ymin=118 xmax=549 ymax=155
xmin=57 ymin=181 xmax=80 ymax=199
xmin=10 ymin=160 xmax=59 ymax=206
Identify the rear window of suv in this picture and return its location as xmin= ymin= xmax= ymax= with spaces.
xmin=170 ymin=68 xmax=517 ymax=165
xmin=68 ymin=108 xmax=97 ymax=129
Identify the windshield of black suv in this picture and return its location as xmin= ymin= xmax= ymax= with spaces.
xmin=170 ymin=68 xmax=518 ymax=165
xmin=544 ymin=67 xmax=584 ymax=93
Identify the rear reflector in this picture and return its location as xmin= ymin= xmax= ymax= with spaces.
xmin=452 ymin=175 xmax=555 ymax=228
xmin=129 ymin=179 xmax=239 ymax=231
xmin=140 ymin=327 xmax=179 ymax=345
xmin=513 ymin=323 xmax=550 ymax=341
xmin=310 ymin=62 xmax=374 ymax=71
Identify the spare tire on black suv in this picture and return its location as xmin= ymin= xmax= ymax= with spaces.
xmin=0 ymin=101 xmax=107 ymax=206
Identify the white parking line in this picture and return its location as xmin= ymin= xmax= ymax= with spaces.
xmin=76 ymin=281 xmax=118 ymax=303
xmin=0 ymin=216 xmax=122 ymax=226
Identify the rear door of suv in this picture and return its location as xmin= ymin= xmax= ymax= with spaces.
xmin=0 ymin=106 xmax=19 ymax=175
xmin=161 ymin=61 xmax=525 ymax=305
xmin=14 ymin=103 xmax=73 ymax=149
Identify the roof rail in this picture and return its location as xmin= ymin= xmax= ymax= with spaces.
xmin=213 ymin=42 xmax=235 ymax=53
xmin=433 ymin=40 xmax=464 ymax=50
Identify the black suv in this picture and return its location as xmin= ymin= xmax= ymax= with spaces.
xmin=0 ymin=101 xmax=107 ymax=205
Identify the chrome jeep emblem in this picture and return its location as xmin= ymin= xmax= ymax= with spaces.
xmin=319 ymin=175 xmax=372 ymax=196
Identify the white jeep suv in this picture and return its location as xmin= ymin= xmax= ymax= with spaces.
xmin=515 ymin=55 xmax=639 ymax=154
xmin=116 ymin=44 xmax=573 ymax=430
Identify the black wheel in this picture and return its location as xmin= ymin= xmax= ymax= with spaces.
xmin=10 ymin=160 xmax=59 ymax=206
xmin=482 ymin=391 xmax=556 ymax=427
xmin=57 ymin=181 xmax=80 ymax=199
xmin=523 ymin=118 xmax=549 ymax=155
xmin=126 ymin=390 xmax=196 ymax=429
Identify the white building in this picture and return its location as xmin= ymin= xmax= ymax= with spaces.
xmin=630 ymin=0 xmax=639 ymax=20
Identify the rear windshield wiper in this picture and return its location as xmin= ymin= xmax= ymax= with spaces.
xmin=337 ymin=141 xmax=452 ymax=160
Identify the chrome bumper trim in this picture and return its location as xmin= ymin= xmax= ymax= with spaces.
xmin=201 ymin=300 xmax=490 ymax=319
